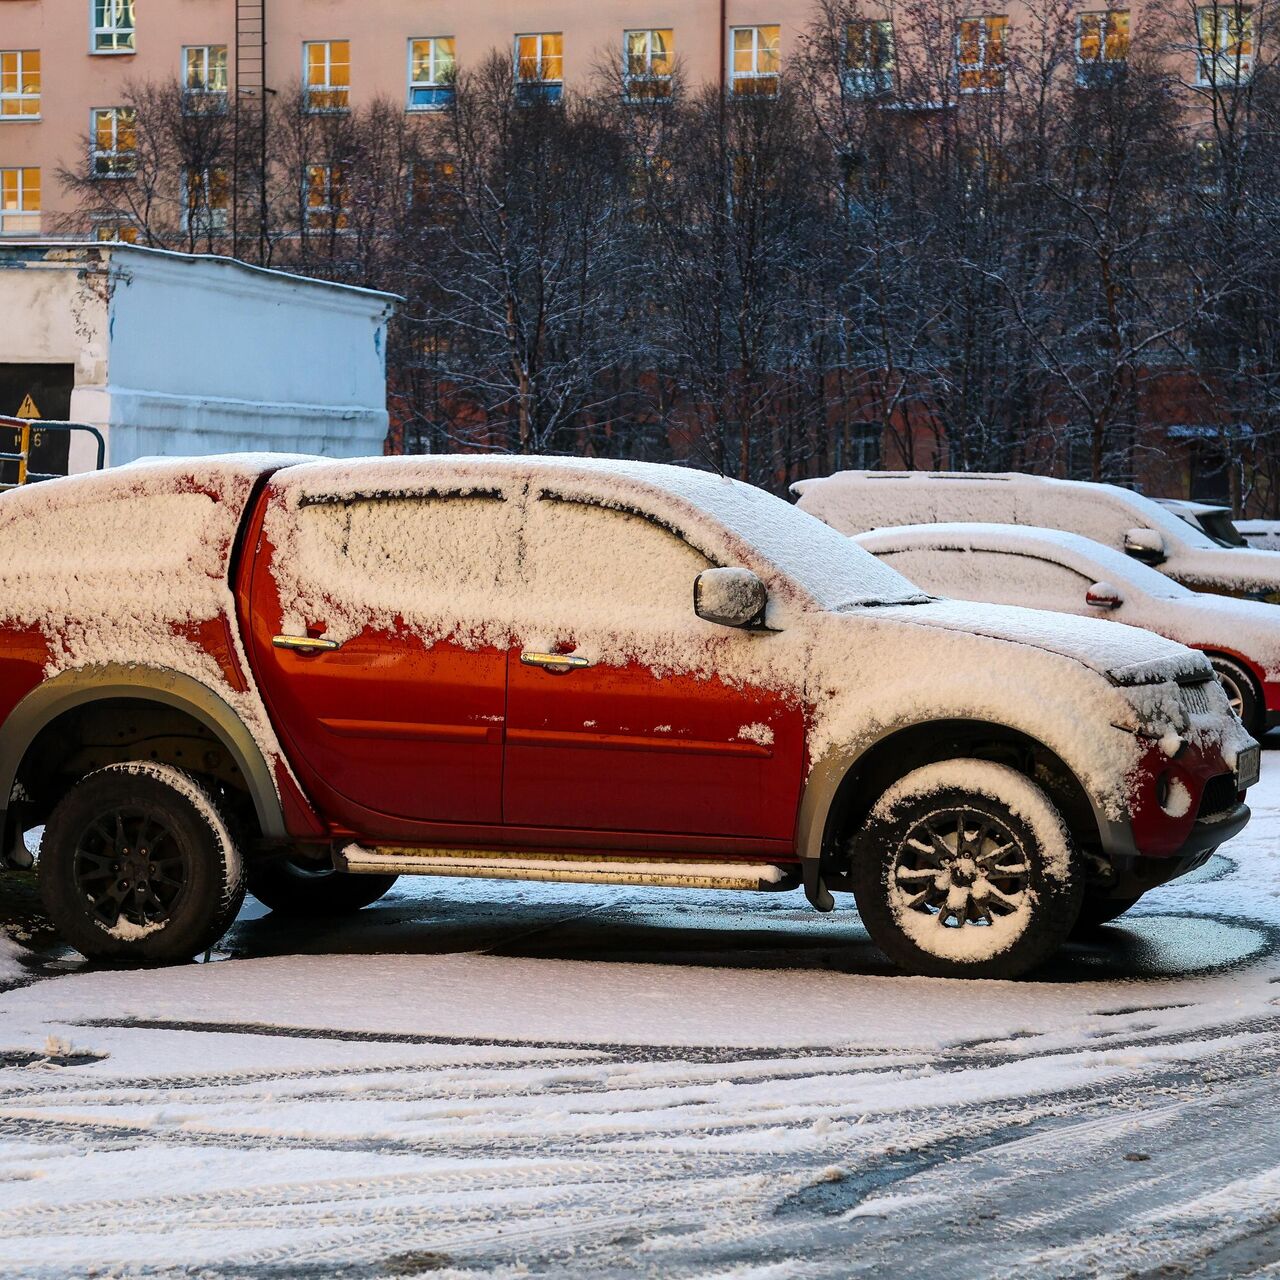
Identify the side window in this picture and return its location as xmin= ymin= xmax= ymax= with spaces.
xmin=966 ymin=550 xmax=1092 ymax=608
xmin=292 ymin=492 xmax=511 ymax=630
xmin=521 ymin=497 xmax=712 ymax=620
xmin=880 ymin=548 xmax=1091 ymax=608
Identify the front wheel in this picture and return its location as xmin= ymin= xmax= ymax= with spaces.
xmin=247 ymin=853 xmax=398 ymax=917
xmin=38 ymin=763 xmax=245 ymax=963
xmin=1208 ymin=655 xmax=1263 ymax=736
xmin=850 ymin=759 xmax=1084 ymax=979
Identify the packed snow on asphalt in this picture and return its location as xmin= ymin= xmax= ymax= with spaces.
xmin=2 ymin=758 xmax=1280 ymax=1278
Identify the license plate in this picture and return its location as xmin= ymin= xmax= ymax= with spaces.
xmin=1237 ymin=744 xmax=1261 ymax=790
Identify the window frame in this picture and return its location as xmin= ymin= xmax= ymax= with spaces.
xmin=623 ymin=28 xmax=675 ymax=102
xmin=407 ymin=36 xmax=457 ymax=111
xmin=91 ymin=214 xmax=140 ymax=243
xmin=1195 ymin=4 xmax=1254 ymax=85
xmin=729 ymin=24 xmax=782 ymax=97
xmin=183 ymin=165 xmax=230 ymax=234
xmin=0 ymin=167 xmax=41 ymax=235
xmin=0 ymin=51 xmax=41 ymax=121
xmin=304 ymin=162 xmax=350 ymax=232
xmin=514 ymin=32 xmax=564 ymax=102
xmin=304 ymin=39 xmax=351 ymax=114
xmin=90 ymin=106 xmax=138 ymax=179
xmin=91 ymin=0 xmax=136 ymax=55
xmin=182 ymin=44 xmax=229 ymax=113
xmin=956 ymin=14 xmax=1009 ymax=93
xmin=843 ymin=20 xmax=895 ymax=96
xmin=1076 ymin=9 xmax=1129 ymax=83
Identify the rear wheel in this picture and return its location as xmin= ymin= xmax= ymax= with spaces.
xmin=247 ymin=852 xmax=398 ymax=917
xmin=38 ymin=763 xmax=245 ymax=963
xmin=1208 ymin=654 xmax=1263 ymax=736
xmin=850 ymin=759 xmax=1084 ymax=979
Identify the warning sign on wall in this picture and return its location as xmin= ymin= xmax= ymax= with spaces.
xmin=0 ymin=365 xmax=73 ymax=485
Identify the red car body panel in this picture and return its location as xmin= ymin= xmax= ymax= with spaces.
xmin=0 ymin=459 xmax=1249 ymax=880
xmin=1128 ymin=738 xmax=1242 ymax=857
xmin=239 ymin=480 xmax=805 ymax=856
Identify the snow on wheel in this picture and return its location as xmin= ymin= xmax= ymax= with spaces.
xmin=248 ymin=854 xmax=397 ymax=917
xmin=38 ymin=763 xmax=245 ymax=964
xmin=851 ymin=759 xmax=1084 ymax=979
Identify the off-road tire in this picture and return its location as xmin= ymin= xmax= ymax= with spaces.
xmin=1071 ymin=891 xmax=1144 ymax=934
xmin=1208 ymin=654 xmax=1263 ymax=737
xmin=247 ymin=854 xmax=398 ymax=916
xmin=38 ymin=763 xmax=245 ymax=964
xmin=850 ymin=759 xmax=1085 ymax=979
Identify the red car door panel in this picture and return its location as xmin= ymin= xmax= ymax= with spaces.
xmin=505 ymin=653 xmax=802 ymax=838
xmin=502 ymin=495 xmax=805 ymax=841
xmin=246 ymin=485 xmax=513 ymax=832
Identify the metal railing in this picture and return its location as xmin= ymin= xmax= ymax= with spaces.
xmin=0 ymin=417 xmax=107 ymax=491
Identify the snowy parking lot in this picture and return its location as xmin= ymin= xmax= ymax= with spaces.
xmin=1 ymin=750 xmax=1279 ymax=1278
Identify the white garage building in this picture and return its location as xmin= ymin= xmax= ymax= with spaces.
xmin=0 ymin=242 xmax=397 ymax=476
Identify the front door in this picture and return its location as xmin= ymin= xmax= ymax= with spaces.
xmin=247 ymin=484 xmax=517 ymax=834
xmin=503 ymin=493 xmax=804 ymax=841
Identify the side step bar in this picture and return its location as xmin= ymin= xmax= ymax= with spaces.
xmin=337 ymin=845 xmax=798 ymax=892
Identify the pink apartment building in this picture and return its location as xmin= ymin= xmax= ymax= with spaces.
xmin=0 ymin=0 xmax=1257 ymax=236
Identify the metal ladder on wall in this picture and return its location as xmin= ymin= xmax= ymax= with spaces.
xmin=233 ymin=0 xmax=269 ymax=263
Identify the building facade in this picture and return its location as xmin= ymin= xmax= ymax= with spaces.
xmin=0 ymin=0 xmax=1258 ymax=237
xmin=0 ymin=241 xmax=396 ymax=469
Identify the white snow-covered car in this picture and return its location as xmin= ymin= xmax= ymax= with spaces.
xmin=1157 ymin=498 xmax=1248 ymax=548
xmin=792 ymin=470 xmax=1280 ymax=603
xmin=855 ymin=523 xmax=1280 ymax=737
xmin=1237 ymin=520 xmax=1280 ymax=552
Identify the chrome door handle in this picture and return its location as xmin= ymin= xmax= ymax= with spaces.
xmin=273 ymin=634 xmax=342 ymax=655
xmin=520 ymin=651 xmax=592 ymax=673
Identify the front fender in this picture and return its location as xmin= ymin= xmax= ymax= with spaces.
xmin=795 ymin=718 xmax=1135 ymax=874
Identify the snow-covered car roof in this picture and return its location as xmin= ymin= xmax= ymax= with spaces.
xmin=270 ymin=454 xmax=928 ymax=612
xmin=855 ymin=523 xmax=1193 ymax=599
xmin=791 ymin=469 xmax=1217 ymax=550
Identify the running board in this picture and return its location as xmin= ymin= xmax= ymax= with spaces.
xmin=337 ymin=845 xmax=797 ymax=892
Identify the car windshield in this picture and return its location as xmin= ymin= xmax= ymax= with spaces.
xmin=1200 ymin=511 xmax=1247 ymax=548
xmin=694 ymin=480 xmax=931 ymax=610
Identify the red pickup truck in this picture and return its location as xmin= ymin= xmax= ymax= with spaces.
xmin=0 ymin=456 xmax=1259 ymax=978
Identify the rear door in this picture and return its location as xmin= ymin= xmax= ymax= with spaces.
xmin=502 ymin=493 xmax=804 ymax=841
xmin=247 ymin=483 xmax=516 ymax=833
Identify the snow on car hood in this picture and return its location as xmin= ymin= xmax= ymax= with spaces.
xmin=1165 ymin=543 xmax=1280 ymax=597
xmin=1159 ymin=592 xmax=1280 ymax=681
xmin=872 ymin=598 xmax=1211 ymax=687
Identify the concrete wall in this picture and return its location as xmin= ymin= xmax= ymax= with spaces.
xmin=0 ymin=243 xmax=396 ymax=468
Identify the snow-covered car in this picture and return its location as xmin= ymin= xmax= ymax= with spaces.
xmin=1237 ymin=520 xmax=1280 ymax=552
xmin=0 ymin=456 xmax=1258 ymax=977
xmin=792 ymin=470 xmax=1280 ymax=603
xmin=855 ymin=522 xmax=1280 ymax=736
xmin=1157 ymin=498 xmax=1248 ymax=548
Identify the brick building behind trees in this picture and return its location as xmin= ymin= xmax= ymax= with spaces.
xmin=2 ymin=0 xmax=1279 ymax=511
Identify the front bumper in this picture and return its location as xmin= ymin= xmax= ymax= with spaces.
xmin=1091 ymin=801 xmax=1248 ymax=899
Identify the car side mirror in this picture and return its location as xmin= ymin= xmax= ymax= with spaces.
xmin=694 ymin=567 xmax=768 ymax=629
xmin=1086 ymin=581 xmax=1124 ymax=610
xmin=1123 ymin=527 xmax=1166 ymax=565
